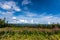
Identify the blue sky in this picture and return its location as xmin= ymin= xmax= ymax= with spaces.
xmin=0 ymin=0 xmax=60 ymax=24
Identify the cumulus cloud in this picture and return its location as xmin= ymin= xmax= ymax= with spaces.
xmin=0 ymin=1 xmax=21 ymax=23
xmin=12 ymin=17 xmax=17 ymax=20
xmin=0 ymin=1 xmax=21 ymax=12
xmin=5 ymin=14 xmax=60 ymax=24
xmin=13 ymin=19 xmax=34 ymax=23
xmin=48 ymin=22 xmax=51 ymax=24
xmin=38 ymin=15 xmax=60 ymax=24
xmin=13 ymin=7 xmax=21 ymax=11
xmin=30 ymin=19 xmax=34 ymax=23
xmin=0 ymin=11 xmax=14 ymax=17
xmin=19 ymin=19 xmax=25 ymax=22
xmin=18 ymin=19 xmax=28 ymax=23
xmin=9 ymin=12 xmax=60 ymax=24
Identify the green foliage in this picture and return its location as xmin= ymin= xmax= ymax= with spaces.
xmin=0 ymin=30 xmax=60 ymax=40
xmin=0 ymin=18 xmax=5 ymax=27
xmin=37 ymin=24 xmax=60 ymax=29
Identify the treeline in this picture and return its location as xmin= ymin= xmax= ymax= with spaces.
xmin=0 ymin=18 xmax=60 ymax=28
xmin=0 ymin=18 xmax=8 ymax=27
xmin=0 ymin=18 xmax=5 ymax=27
xmin=37 ymin=24 xmax=60 ymax=29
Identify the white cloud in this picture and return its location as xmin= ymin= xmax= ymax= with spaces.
xmin=48 ymin=22 xmax=51 ymax=24
xmin=7 ymin=14 xmax=60 ymax=24
xmin=22 ymin=0 xmax=32 ymax=5
xmin=42 ymin=16 xmax=53 ymax=19
xmin=12 ymin=17 xmax=17 ymax=20
xmin=18 ymin=19 xmax=28 ymax=23
xmin=39 ymin=15 xmax=60 ymax=24
xmin=11 ymin=12 xmax=60 ymax=24
xmin=0 ymin=11 xmax=14 ymax=16
xmin=13 ymin=7 xmax=21 ymax=11
xmin=18 ymin=19 xmax=34 ymax=23
xmin=23 ymin=11 xmax=38 ymax=17
xmin=22 ymin=0 xmax=32 ymax=11
xmin=0 ymin=11 xmax=15 ymax=23
xmin=1 ymin=4 xmax=11 ymax=10
xmin=30 ymin=19 xmax=34 ymax=23
xmin=0 ymin=1 xmax=21 ymax=12
xmin=19 ymin=19 xmax=25 ymax=22
xmin=0 ymin=1 xmax=21 ymax=23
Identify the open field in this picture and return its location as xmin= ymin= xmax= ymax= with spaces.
xmin=1 ymin=18 xmax=60 ymax=40
xmin=0 ymin=27 xmax=60 ymax=40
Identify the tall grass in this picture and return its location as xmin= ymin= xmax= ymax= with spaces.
xmin=0 ymin=27 xmax=60 ymax=40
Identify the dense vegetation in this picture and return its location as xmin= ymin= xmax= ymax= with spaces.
xmin=0 ymin=18 xmax=60 ymax=40
xmin=0 ymin=27 xmax=60 ymax=40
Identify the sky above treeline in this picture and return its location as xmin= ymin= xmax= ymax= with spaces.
xmin=0 ymin=0 xmax=60 ymax=24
